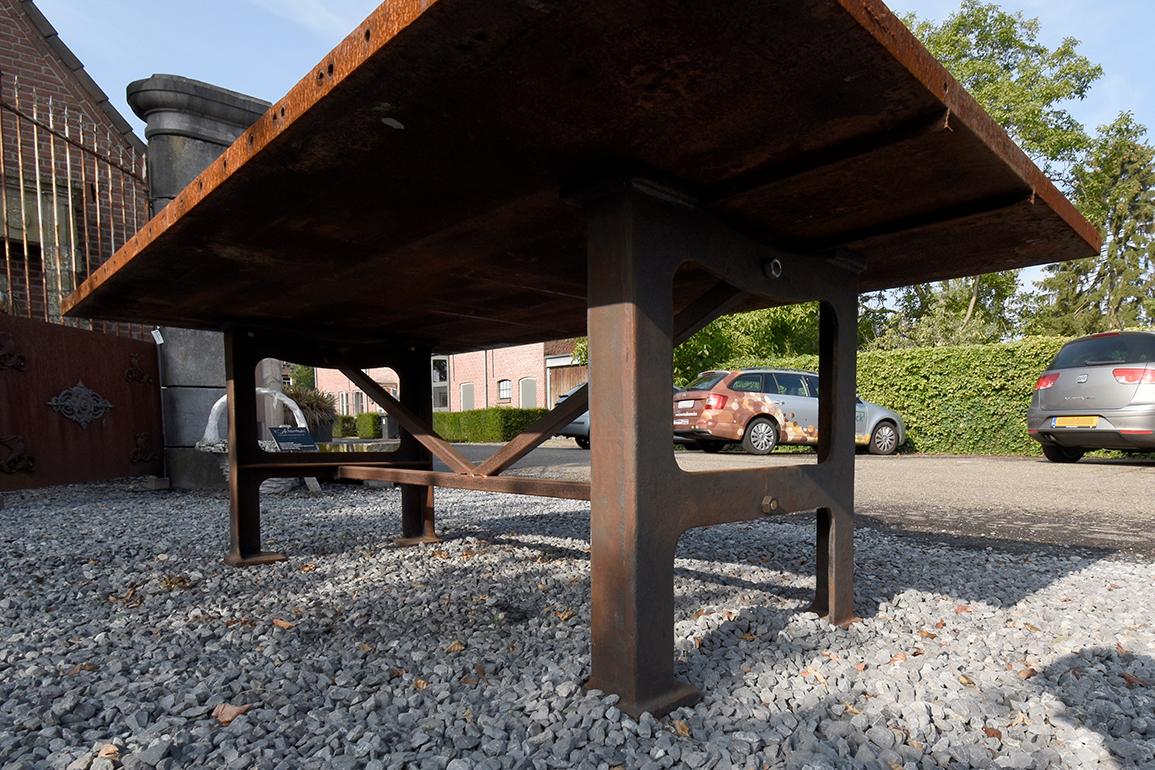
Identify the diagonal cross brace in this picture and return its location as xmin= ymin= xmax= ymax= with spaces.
xmin=474 ymin=280 xmax=745 ymax=477
xmin=339 ymin=364 xmax=477 ymax=475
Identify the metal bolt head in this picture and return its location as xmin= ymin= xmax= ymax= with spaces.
xmin=762 ymin=258 xmax=783 ymax=280
xmin=761 ymin=495 xmax=779 ymax=514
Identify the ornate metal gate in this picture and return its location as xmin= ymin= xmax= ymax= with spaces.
xmin=0 ymin=313 xmax=162 ymax=489
xmin=1 ymin=72 xmax=162 ymax=490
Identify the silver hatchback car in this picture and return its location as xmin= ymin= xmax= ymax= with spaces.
xmin=1027 ymin=331 xmax=1155 ymax=462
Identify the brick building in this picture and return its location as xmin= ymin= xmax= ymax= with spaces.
xmin=315 ymin=339 xmax=588 ymax=417
xmin=0 ymin=0 xmax=147 ymax=327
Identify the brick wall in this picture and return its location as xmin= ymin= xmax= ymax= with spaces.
xmin=316 ymin=366 xmax=400 ymax=416
xmin=449 ymin=343 xmax=546 ymax=410
xmin=0 ymin=0 xmax=147 ymax=334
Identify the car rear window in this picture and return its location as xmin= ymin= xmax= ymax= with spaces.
xmin=1050 ymin=333 xmax=1155 ymax=369
xmin=684 ymin=371 xmax=727 ymax=390
xmin=729 ymin=373 xmax=763 ymax=392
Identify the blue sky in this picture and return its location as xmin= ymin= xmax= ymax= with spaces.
xmin=36 ymin=0 xmax=1153 ymax=142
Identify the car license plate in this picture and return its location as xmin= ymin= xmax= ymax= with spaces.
xmin=676 ymin=400 xmax=694 ymax=409
xmin=1052 ymin=416 xmax=1098 ymax=428
xmin=673 ymin=419 xmax=689 ymax=426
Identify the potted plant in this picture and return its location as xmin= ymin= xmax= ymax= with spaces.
xmin=282 ymin=384 xmax=337 ymax=443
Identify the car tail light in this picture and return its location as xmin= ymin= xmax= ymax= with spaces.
xmin=1033 ymin=373 xmax=1060 ymax=390
xmin=704 ymin=394 xmax=728 ymax=410
xmin=1112 ymin=367 xmax=1155 ymax=384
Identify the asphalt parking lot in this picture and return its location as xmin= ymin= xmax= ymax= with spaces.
xmin=446 ymin=441 xmax=1155 ymax=556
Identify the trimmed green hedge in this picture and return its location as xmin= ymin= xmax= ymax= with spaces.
xmin=724 ymin=336 xmax=1071 ymax=456
xmin=355 ymin=412 xmax=383 ymax=439
xmin=434 ymin=407 xmax=549 ymax=443
xmin=332 ymin=415 xmax=357 ymax=438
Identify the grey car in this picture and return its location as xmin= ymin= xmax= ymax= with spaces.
xmin=672 ymin=368 xmax=907 ymax=455
xmin=1027 ymin=331 xmax=1155 ymax=462
xmin=555 ymin=384 xmax=591 ymax=449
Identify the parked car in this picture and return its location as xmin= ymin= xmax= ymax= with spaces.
xmin=555 ymin=384 xmax=591 ymax=449
xmin=554 ymin=383 xmax=696 ymax=449
xmin=1027 ymin=330 xmax=1155 ymax=463
xmin=672 ymin=368 xmax=906 ymax=455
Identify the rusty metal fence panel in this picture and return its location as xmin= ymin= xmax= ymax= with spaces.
xmin=0 ymin=71 xmax=149 ymax=338
xmin=0 ymin=313 xmax=162 ymax=490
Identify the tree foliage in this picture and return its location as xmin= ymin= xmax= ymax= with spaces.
xmin=904 ymin=0 xmax=1100 ymax=182
xmin=876 ymin=1 xmax=1103 ymax=348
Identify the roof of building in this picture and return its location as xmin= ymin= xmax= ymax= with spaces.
xmin=17 ymin=0 xmax=145 ymax=153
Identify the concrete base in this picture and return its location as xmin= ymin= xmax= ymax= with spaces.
xmin=165 ymin=447 xmax=227 ymax=490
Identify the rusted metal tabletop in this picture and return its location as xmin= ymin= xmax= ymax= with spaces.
xmin=63 ymin=0 xmax=1097 ymax=717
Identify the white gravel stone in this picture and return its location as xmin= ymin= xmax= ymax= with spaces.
xmin=0 ymin=480 xmax=1152 ymax=769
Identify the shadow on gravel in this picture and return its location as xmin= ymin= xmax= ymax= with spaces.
xmin=438 ymin=506 xmax=1112 ymax=619
xmin=1041 ymin=648 xmax=1155 ymax=768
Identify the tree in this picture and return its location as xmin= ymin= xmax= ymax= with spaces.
xmin=905 ymin=0 xmax=1100 ymax=183
xmin=1023 ymin=113 xmax=1155 ymax=334
xmin=880 ymin=1 xmax=1103 ymax=347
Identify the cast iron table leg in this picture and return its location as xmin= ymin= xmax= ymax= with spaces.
xmin=583 ymin=187 xmax=700 ymax=718
xmin=810 ymin=293 xmax=857 ymax=624
xmin=393 ymin=347 xmax=440 ymax=546
xmin=223 ymin=329 xmax=286 ymax=567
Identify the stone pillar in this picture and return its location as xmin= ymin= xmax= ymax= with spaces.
xmin=128 ymin=75 xmax=270 ymax=489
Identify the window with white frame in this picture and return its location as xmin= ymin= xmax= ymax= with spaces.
xmin=497 ymin=379 xmax=512 ymax=402
xmin=339 ymin=392 xmax=349 ymax=415
xmin=352 ymin=391 xmax=364 ymax=414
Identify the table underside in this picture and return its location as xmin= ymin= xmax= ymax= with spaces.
xmin=64 ymin=0 xmax=1096 ymax=353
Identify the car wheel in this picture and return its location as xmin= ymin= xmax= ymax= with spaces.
xmin=742 ymin=418 xmax=778 ymax=455
xmin=868 ymin=421 xmax=900 ymax=455
xmin=698 ymin=440 xmax=725 ymax=453
xmin=575 ymin=436 xmax=590 ymax=450
xmin=1042 ymin=444 xmax=1084 ymax=463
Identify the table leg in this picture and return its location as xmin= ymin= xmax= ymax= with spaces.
xmin=223 ymin=330 xmax=285 ymax=567
xmin=394 ymin=348 xmax=440 ymax=546
xmin=810 ymin=295 xmax=857 ymax=623
xmin=583 ymin=188 xmax=699 ymax=718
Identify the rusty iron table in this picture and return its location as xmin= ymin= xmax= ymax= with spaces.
xmin=64 ymin=0 xmax=1097 ymax=718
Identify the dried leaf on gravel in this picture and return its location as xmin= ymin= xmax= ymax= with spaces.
xmin=414 ymin=679 xmax=429 ymax=690
xmin=65 ymin=662 xmax=98 ymax=676
xmin=959 ymin=674 xmax=976 ymax=687
xmin=1122 ymin=672 xmax=1151 ymax=688
xmin=1018 ymin=667 xmax=1037 ymax=680
xmin=674 ymin=720 xmax=691 ymax=737
xmin=854 ymin=662 xmax=867 ymax=672
xmin=272 ymin=619 xmax=296 ymax=630
xmin=212 ymin=703 xmax=252 ymax=726
xmin=388 ymin=667 xmax=406 ymax=680
xmin=1116 ymin=642 xmax=1131 ymax=655
xmin=1007 ymin=712 xmax=1030 ymax=727
xmin=953 ymin=604 xmax=971 ymax=615
xmin=918 ymin=630 xmax=937 ymax=639
xmin=934 ymin=619 xmax=946 ymax=629
xmin=740 ymin=633 xmax=756 ymax=641
xmin=692 ymin=609 xmax=710 ymax=619
xmin=822 ymin=650 xmax=841 ymax=662
xmin=298 ymin=563 xmax=316 ymax=573
xmin=446 ymin=640 xmax=465 ymax=654
xmin=844 ymin=703 xmax=861 ymax=715
xmin=554 ymin=609 xmax=575 ymax=622
xmin=1023 ymin=622 xmax=1040 ymax=632
xmin=97 ymin=745 xmax=120 ymax=759
xmin=982 ymin=727 xmax=1002 ymax=740
xmin=1107 ymin=582 xmax=1121 ymax=591
xmin=890 ymin=652 xmax=907 ymax=664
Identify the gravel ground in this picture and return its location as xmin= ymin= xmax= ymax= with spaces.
xmin=1 ymin=481 xmax=1153 ymax=770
